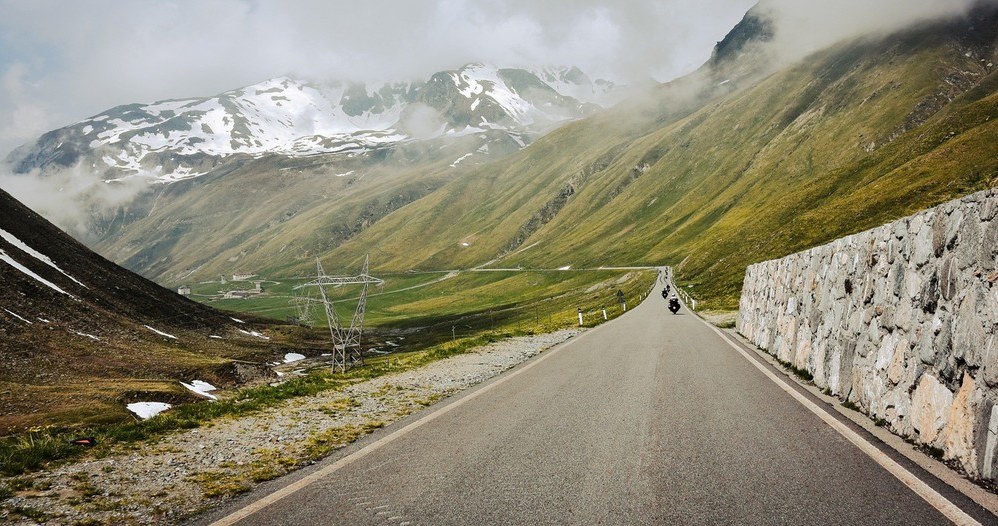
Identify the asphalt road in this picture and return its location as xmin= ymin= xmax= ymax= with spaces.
xmin=200 ymin=272 xmax=997 ymax=526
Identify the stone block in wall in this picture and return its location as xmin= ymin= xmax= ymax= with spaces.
xmin=911 ymin=373 xmax=953 ymax=444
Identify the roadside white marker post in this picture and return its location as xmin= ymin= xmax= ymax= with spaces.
xmin=577 ymin=308 xmax=583 ymax=326
xmin=602 ymin=307 xmax=608 ymax=320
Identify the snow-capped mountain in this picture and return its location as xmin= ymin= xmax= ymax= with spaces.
xmin=8 ymin=64 xmax=617 ymax=183
xmin=531 ymin=66 xmax=619 ymax=105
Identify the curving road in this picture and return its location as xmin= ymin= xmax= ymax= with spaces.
xmin=198 ymin=270 xmax=997 ymax=526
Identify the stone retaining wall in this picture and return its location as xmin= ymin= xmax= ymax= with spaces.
xmin=737 ymin=188 xmax=998 ymax=479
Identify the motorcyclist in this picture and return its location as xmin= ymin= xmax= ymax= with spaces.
xmin=668 ymin=295 xmax=680 ymax=314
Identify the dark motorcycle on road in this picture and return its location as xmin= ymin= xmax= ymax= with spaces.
xmin=668 ymin=297 xmax=681 ymax=314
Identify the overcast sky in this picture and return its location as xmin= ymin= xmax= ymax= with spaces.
xmin=0 ymin=0 xmax=757 ymax=157
xmin=2 ymin=0 xmax=992 ymax=160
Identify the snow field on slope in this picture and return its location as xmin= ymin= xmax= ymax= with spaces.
xmin=0 ymin=228 xmax=87 ymax=288
xmin=94 ymin=78 xmax=405 ymax=157
xmin=0 ymin=249 xmax=74 ymax=297
xmin=68 ymin=66 xmax=606 ymax=182
xmin=452 ymin=64 xmax=533 ymax=123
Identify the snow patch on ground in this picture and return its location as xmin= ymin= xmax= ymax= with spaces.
xmin=145 ymin=325 xmax=178 ymax=340
xmin=0 ymin=249 xmax=74 ymax=297
xmin=558 ymin=265 xmax=572 ymax=270
xmin=239 ymin=329 xmax=271 ymax=340
xmin=3 ymin=308 xmax=32 ymax=324
xmin=283 ymin=353 xmax=305 ymax=363
xmin=181 ymin=380 xmax=218 ymax=400
xmin=126 ymin=402 xmax=172 ymax=419
xmin=0 ymin=228 xmax=88 ymax=289
xmin=73 ymin=331 xmax=100 ymax=341
xmin=450 ymin=153 xmax=473 ymax=167
xmin=230 ymin=317 xmax=245 ymax=324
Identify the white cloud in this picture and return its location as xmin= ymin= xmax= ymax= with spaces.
xmin=760 ymin=0 xmax=996 ymax=63
xmin=1 ymin=0 xmax=989 ymax=161
xmin=0 ymin=0 xmax=755 ymax=157
xmin=0 ymin=62 xmax=59 ymax=146
xmin=0 ymin=163 xmax=153 ymax=241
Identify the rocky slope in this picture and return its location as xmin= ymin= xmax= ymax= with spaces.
xmin=0 ymin=187 xmax=286 ymax=434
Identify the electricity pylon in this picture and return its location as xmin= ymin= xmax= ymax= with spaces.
xmin=292 ymin=255 xmax=384 ymax=372
xmin=290 ymin=288 xmax=316 ymax=328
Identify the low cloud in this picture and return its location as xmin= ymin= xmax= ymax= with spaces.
xmin=399 ymin=103 xmax=449 ymax=139
xmin=2 ymin=0 xmax=995 ymax=235
xmin=0 ymin=0 xmax=756 ymax=157
xmin=760 ymin=0 xmax=997 ymax=64
xmin=0 ymin=162 xmax=152 ymax=241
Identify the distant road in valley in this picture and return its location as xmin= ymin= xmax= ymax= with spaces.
xmin=197 ymin=270 xmax=996 ymax=526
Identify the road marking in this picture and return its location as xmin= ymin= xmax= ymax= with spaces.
xmin=207 ymin=326 xmax=606 ymax=526
xmin=702 ymin=321 xmax=982 ymax=526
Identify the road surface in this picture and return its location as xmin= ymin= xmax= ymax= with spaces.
xmin=199 ymin=271 xmax=997 ymax=526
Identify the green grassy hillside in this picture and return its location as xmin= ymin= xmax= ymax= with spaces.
xmin=72 ymin=5 xmax=998 ymax=316
xmin=313 ymin=7 xmax=998 ymax=308
xmin=93 ymin=132 xmax=522 ymax=284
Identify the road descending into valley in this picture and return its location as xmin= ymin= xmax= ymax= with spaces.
xmin=200 ymin=270 xmax=996 ymax=526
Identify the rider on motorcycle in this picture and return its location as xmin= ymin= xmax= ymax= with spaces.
xmin=668 ymin=295 xmax=680 ymax=314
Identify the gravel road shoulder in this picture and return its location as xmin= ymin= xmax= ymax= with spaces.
xmin=0 ymin=329 xmax=581 ymax=526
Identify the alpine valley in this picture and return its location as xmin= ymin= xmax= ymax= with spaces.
xmin=6 ymin=2 xmax=998 ymax=312
xmin=5 ymin=64 xmax=624 ymax=285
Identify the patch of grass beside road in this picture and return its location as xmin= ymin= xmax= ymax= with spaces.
xmin=0 ymin=329 xmax=540 ymax=476
xmin=0 ymin=271 xmax=656 ymax=475
xmin=0 ymin=269 xmax=657 ymax=477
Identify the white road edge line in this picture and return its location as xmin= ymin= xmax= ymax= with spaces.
xmin=702 ymin=320 xmax=981 ymax=526
xmin=207 ymin=327 xmax=606 ymax=526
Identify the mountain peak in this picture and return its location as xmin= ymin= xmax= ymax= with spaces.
xmin=709 ymin=3 xmax=774 ymax=66
xmin=8 ymin=65 xmax=619 ymax=184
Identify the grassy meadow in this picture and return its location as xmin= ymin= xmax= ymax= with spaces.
xmin=2 ymin=267 xmax=657 ymax=475
xmin=202 ymin=268 xmax=659 ymax=338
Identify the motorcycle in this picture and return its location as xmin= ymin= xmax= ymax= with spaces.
xmin=668 ymin=298 xmax=680 ymax=314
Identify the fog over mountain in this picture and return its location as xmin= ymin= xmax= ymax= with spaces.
xmin=1 ymin=0 xmax=994 ymax=223
xmin=0 ymin=0 xmax=757 ymax=158
xmin=2 ymin=0 xmax=993 ymax=161
xmin=759 ymin=0 xmax=998 ymax=62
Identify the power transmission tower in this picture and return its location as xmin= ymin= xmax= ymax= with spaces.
xmin=292 ymin=255 xmax=384 ymax=372
xmin=290 ymin=287 xmax=316 ymax=328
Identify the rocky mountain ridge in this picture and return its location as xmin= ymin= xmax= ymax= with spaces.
xmin=7 ymin=64 xmax=616 ymax=184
